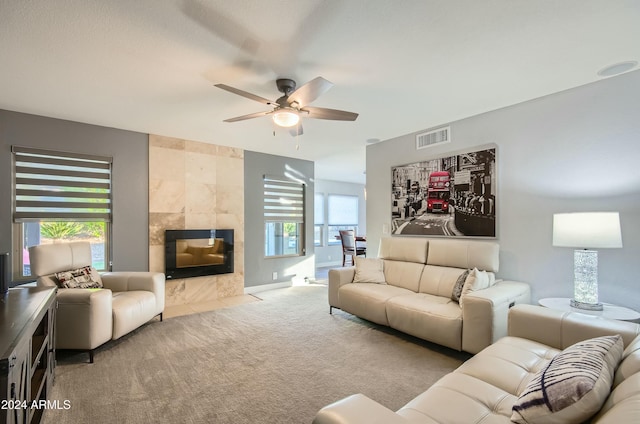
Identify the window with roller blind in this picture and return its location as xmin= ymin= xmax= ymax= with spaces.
xmin=327 ymin=194 xmax=358 ymax=245
xmin=11 ymin=146 xmax=112 ymax=279
xmin=263 ymin=176 xmax=306 ymax=257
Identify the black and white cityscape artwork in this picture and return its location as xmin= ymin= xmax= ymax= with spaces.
xmin=391 ymin=147 xmax=496 ymax=237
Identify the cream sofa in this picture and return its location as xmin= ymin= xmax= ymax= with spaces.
xmin=328 ymin=237 xmax=530 ymax=354
xmin=29 ymin=241 xmax=165 ymax=362
xmin=314 ymin=304 xmax=640 ymax=423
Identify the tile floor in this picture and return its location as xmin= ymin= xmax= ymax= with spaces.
xmin=163 ymin=294 xmax=260 ymax=319
xmin=163 ymin=265 xmax=340 ymax=319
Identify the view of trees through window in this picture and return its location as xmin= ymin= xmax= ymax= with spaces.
xmin=21 ymin=221 xmax=107 ymax=277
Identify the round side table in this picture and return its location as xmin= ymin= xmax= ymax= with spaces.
xmin=538 ymin=297 xmax=640 ymax=323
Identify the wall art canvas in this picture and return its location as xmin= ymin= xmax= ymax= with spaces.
xmin=391 ymin=146 xmax=496 ymax=237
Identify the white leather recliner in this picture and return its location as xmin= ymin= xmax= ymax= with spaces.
xmin=29 ymin=241 xmax=165 ymax=362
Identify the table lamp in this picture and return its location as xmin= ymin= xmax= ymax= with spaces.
xmin=552 ymin=212 xmax=622 ymax=311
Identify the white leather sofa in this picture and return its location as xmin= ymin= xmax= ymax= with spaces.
xmin=328 ymin=237 xmax=530 ymax=354
xmin=29 ymin=241 xmax=165 ymax=362
xmin=314 ymin=304 xmax=640 ymax=423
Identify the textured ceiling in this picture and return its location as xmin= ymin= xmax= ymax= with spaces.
xmin=1 ymin=0 xmax=639 ymax=184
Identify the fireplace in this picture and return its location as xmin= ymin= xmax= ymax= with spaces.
xmin=164 ymin=229 xmax=234 ymax=280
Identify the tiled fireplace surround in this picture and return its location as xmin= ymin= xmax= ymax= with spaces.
xmin=148 ymin=135 xmax=245 ymax=311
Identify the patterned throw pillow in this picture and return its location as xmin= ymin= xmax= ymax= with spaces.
xmin=54 ymin=266 xmax=103 ymax=289
xmin=450 ymin=269 xmax=469 ymax=302
xmin=511 ymin=335 xmax=624 ymax=424
xmin=353 ymin=257 xmax=386 ymax=284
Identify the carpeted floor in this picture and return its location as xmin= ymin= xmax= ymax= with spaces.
xmin=42 ymin=285 xmax=469 ymax=424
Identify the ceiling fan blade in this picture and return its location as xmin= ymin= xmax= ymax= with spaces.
xmin=289 ymin=123 xmax=303 ymax=137
xmin=223 ymin=110 xmax=273 ymax=123
xmin=302 ymin=106 xmax=359 ymax=121
xmin=287 ymin=77 xmax=333 ymax=107
xmin=215 ymin=84 xmax=276 ymax=106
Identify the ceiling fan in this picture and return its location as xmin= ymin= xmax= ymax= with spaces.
xmin=214 ymin=77 xmax=358 ymax=135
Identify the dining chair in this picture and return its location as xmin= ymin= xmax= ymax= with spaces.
xmin=339 ymin=230 xmax=366 ymax=266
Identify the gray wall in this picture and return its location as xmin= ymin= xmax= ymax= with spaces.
xmin=244 ymin=151 xmax=315 ymax=287
xmin=367 ymin=70 xmax=640 ymax=310
xmin=314 ymin=179 xmax=366 ymax=267
xmin=0 ymin=110 xmax=149 ymax=281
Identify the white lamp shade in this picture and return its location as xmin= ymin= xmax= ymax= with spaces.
xmin=552 ymin=212 xmax=622 ymax=248
xmin=272 ymin=110 xmax=299 ymax=127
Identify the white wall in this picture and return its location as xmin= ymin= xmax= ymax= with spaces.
xmin=315 ymin=179 xmax=366 ymax=267
xmin=367 ymin=70 xmax=640 ymax=310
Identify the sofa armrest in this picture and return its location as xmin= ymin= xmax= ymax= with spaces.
xmin=328 ymin=267 xmax=356 ymax=309
xmin=508 ymin=304 xmax=640 ymax=350
xmin=460 ymin=280 xmax=531 ymax=354
xmin=101 ymin=272 xmax=165 ymax=313
xmin=313 ymin=394 xmax=411 ymax=424
xmin=55 ymin=288 xmax=113 ymax=350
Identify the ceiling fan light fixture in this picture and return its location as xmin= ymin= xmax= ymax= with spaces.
xmin=273 ymin=110 xmax=299 ymax=127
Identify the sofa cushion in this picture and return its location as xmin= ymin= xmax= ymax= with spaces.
xmin=353 ymin=257 xmax=386 ymax=284
xmin=29 ymin=241 xmax=93 ymax=277
xmin=613 ymin=334 xmax=640 ymax=387
xmin=386 ymin=293 xmax=462 ymax=350
xmin=418 ymin=264 xmax=466 ymax=298
xmin=338 ymin=284 xmax=414 ymax=326
xmin=378 ymin=237 xmax=428 ymax=264
xmin=383 ymin=260 xmax=424 ymax=292
xmin=111 ymin=290 xmax=158 ymax=339
xmin=55 ymin=266 xmax=103 ymax=289
xmin=399 ymin=372 xmax=518 ymax=423
xmin=457 ymin=336 xmax=559 ymax=396
xmin=426 ymin=239 xmax=499 ymax=272
xmin=592 ymin=372 xmax=640 ymax=423
xmin=511 ymin=335 xmax=624 ymax=424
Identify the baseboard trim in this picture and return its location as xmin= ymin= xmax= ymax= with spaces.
xmin=244 ymin=281 xmax=291 ymax=295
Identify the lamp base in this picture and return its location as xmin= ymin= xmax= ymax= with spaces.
xmin=570 ymin=299 xmax=604 ymax=311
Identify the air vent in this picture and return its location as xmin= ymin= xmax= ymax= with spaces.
xmin=416 ymin=126 xmax=450 ymax=150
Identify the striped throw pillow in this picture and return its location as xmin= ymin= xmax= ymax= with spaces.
xmin=511 ymin=335 xmax=623 ymax=424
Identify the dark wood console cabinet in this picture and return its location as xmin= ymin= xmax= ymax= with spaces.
xmin=1 ymin=287 xmax=57 ymax=424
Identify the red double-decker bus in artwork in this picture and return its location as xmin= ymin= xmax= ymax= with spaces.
xmin=426 ymin=171 xmax=451 ymax=213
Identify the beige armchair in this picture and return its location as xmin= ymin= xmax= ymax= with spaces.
xmin=29 ymin=241 xmax=164 ymax=363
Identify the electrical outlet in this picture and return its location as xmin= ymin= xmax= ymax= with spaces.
xmin=272 ymin=271 xmax=278 ymax=280
xmin=328 ymin=255 xmax=332 ymax=260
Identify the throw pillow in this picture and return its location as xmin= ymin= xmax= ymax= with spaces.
xmin=55 ymin=266 xmax=103 ymax=289
xmin=460 ymin=267 xmax=490 ymax=299
xmin=353 ymin=257 xmax=386 ymax=284
xmin=450 ymin=269 xmax=470 ymax=303
xmin=511 ymin=334 xmax=624 ymax=424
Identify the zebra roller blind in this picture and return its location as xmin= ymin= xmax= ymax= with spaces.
xmin=12 ymin=146 xmax=112 ymax=222
xmin=263 ymin=176 xmax=305 ymax=223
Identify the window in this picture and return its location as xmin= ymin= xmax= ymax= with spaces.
xmin=314 ymin=193 xmax=324 ymax=246
xmin=327 ymin=194 xmax=359 ymax=244
xmin=264 ymin=176 xmax=305 ymax=257
xmin=12 ymin=146 xmax=112 ymax=280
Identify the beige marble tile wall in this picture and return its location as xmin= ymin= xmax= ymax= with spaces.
xmin=148 ymin=134 xmax=245 ymax=307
